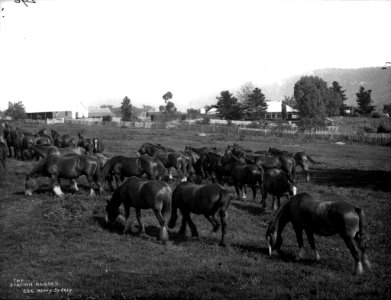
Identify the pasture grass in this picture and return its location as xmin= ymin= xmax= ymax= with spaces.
xmin=1 ymin=123 xmax=391 ymax=299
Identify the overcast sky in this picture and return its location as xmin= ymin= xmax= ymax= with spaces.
xmin=0 ymin=0 xmax=390 ymax=112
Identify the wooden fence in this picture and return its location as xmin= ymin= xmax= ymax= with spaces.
xmin=31 ymin=119 xmax=390 ymax=146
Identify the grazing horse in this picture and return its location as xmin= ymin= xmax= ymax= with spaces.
xmin=30 ymin=144 xmax=85 ymax=160
xmin=261 ymin=168 xmax=297 ymax=210
xmin=101 ymin=155 xmax=167 ymax=190
xmin=105 ymin=177 xmax=172 ymax=241
xmin=223 ymin=146 xmax=264 ymax=201
xmin=77 ymin=132 xmax=94 ymax=154
xmin=137 ymin=143 xmax=187 ymax=181
xmin=268 ymin=147 xmax=318 ymax=182
xmin=25 ymin=154 xmax=104 ymax=197
xmin=265 ymin=193 xmax=371 ymax=275
xmin=168 ymin=182 xmax=231 ymax=246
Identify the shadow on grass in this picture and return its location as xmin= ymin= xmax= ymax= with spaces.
xmin=311 ymin=168 xmax=391 ymax=192
xmin=231 ymin=201 xmax=266 ymax=216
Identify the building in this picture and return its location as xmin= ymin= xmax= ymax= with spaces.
xmin=26 ymin=102 xmax=89 ymax=120
xmin=264 ymin=101 xmax=300 ymax=120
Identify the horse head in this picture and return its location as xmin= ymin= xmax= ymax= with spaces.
xmin=265 ymin=220 xmax=282 ymax=256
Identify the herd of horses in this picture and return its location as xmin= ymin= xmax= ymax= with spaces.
xmin=0 ymin=122 xmax=371 ymax=275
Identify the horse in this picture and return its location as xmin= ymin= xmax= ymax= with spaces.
xmin=168 ymin=182 xmax=231 ymax=246
xmin=223 ymin=146 xmax=264 ymax=201
xmin=101 ymin=155 xmax=167 ymax=190
xmin=199 ymin=152 xmax=226 ymax=182
xmin=184 ymin=145 xmax=217 ymax=155
xmin=25 ymin=154 xmax=104 ymax=197
xmin=77 ymin=132 xmax=94 ymax=154
xmin=105 ymin=176 xmax=172 ymax=241
xmin=30 ymin=143 xmax=85 ymax=160
xmin=268 ymin=147 xmax=318 ymax=182
xmin=51 ymin=130 xmax=76 ymax=148
xmin=137 ymin=143 xmax=187 ymax=181
xmin=0 ymin=137 xmax=7 ymax=169
xmin=92 ymin=137 xmax=105 ymax=153
xmin=265 ymin=192 xmax=371 ymax=275
xmin=6 ymin=130 xmax=23 ymax=159
xmin=261 ymin=168 xmax=297 ymax=210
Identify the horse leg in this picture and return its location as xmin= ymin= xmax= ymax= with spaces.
xmin=135 ymin=208 xmax=145 ymax=234
xmin=250 ymin=185 xmax=257 ymax=201
xmin=218 ymin=210 xmax=227 ymax=247
xmin=340 ymin=233 xmax=364 ymax=275
xmin=186 ymin=214 xmax=199 ymax=238
xmin=123 ymin=208 xmax=132 ymax=234
xmin=293 ymin=225 xmax=305 ymax=260
xmin=86 ymin=175 xmax=96 ymax=197
xmin=71 ymin=179 xmax=79 ymax=192
xmin=261 ymin=191 xmax=267 ymax=208
xmin=51 ymin=175 xmax=64 ymax=198
xmin=153 ymin=209 xmax=169 ymax=241
xmin=304 ymin=229 xmax=320 ymax=260
xmin=178 ymin=210 xmax=188 ymax=236
xmin=204 ymin=214 xmax=220 ymax=233
xmin=355 ymin=233 xmax=371 ymax=270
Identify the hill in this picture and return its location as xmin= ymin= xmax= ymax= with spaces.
xmin=188 ymin=67 xmax=391 ymax=111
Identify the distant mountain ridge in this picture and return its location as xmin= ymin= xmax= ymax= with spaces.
xmin=188 ymin=67 xmax=391 ymax=111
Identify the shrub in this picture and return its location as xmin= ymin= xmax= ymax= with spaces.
xmin=102 ymin=115 xmax=112 ymax=122
xmin=377 ymin=124 xmax=391 ymax=133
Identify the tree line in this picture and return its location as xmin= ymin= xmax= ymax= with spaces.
xmin=1 ymin=76 xmax=388 ymax=122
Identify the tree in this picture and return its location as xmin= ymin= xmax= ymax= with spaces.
xmin=236 ymin=82 xmax=255 ymax=104
xmin=165 ymin=101 xmax=177 ymax=113
xmin=162 ymin=91 xmax=173 ymax=103
xmin=281 ymin=102 xmax=287 ymax=121
xmin=121 ymin=96 xmax=133 ymax=121
xmin=5 ymin=101 xmax=26 ymax=120
xmin=356 ymin=86 xmax=375 ymax=115
xmin=142 ymin=105 xmax=155 ymax=112
xmin=283 ymin=95 xmax=296 ymax=109
xmin=331 ymin=81 xmax=348 ymax=115
xmin=294 ymin=76 xmax=329 ymax=121
xmin=214 ymin=90 xmax=243 ymax=120
xmin=326 ymin=87 xmax=343 ymax=116
xmin=383 ymin=104 xmax=391 ymax=115
xmin=159 ymin=105 xmax=166 ymax=113
xmin=243 ymin=88 xmax=268 ymax=120
xmin=187 ymin=108 xmax=200 ymax=119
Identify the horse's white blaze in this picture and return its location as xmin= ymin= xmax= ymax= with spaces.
xmin=169 ymin=173 xmax=173 ymax=180
xmin=90 ymin=188 xmax=96 ymax=197
xmin=53 ymin=185 xmax=64 ymax=197
xmin=293 ymin=186 xmax=297 ymax=195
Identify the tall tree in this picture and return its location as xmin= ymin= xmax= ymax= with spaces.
xmin=326 ymin=87 xmax=343 ymax=116
xmin=236 ymin=82 xmax=255 ymax=104
xmin=331 ymin=81 xmax=348 ymax=115
xmin=356 ymin=86 xmax=375 ymax=115
xmin=121 ymin=96 xmax=133 ymax=121
xmin=162 ymin=91 xmax=173 ymax=103
xmin=5 ymin=101 xmax=26 ymax=120
xmin=243 ymin=88 xmax=268 ymax=120
xmin=165 ymin=101 xmax=177 ymax=113
xmin=294 ymin=76 xmax=329 ymax=121
xmin=214 ymin=90 xmax=243 ymax=120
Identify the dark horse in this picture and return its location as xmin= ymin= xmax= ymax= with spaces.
xmin=223 ymin=146 xmax=264 ymax=201
xmin=168 ymin=182 xmax=231 ymax=246
xmin=77 ymin=132 xmax=95 ymax=154
xmin=266 ymin=192 xmax=371 ymax=275
xmin=51 ymin=129 xmax=76 ymax=148
xmin=137 ymin=143 xmax=187 ymax=181
xmin=105 ymin=176 xmax=172 ymax=241
xmin=101 ymin=155 xmax=167 ymax=190
xmin=30 ymin=143 xmax=85 ymax=160
xmin=0 ymin=137 xmax=7 ymax=169
xmin=268 ymin=147 xmax=318 ymax=182
xmin=25 ymin=154 xmax=104 ymax=197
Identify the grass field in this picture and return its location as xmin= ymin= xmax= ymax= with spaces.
xmin=1 ymin=123 xmax=391 ymax=299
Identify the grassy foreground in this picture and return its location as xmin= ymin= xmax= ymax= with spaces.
xmin=1 ymin=123 xmax=391 ymax=299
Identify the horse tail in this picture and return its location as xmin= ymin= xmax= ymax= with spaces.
xmin=168 ymin=185 xmax=179 ymax=229
xmin=161 ymin=184 xmax=172 ymax=222
xmin=355 ymin=206 xmax=367 ymax=248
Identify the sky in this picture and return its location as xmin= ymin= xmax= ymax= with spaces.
xmin=0 ymin=0 xmax=390 ymax=113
